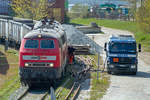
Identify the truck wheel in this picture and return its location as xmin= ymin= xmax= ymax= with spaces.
xmin=107 ymin=71 xmax=111 ymax=74
xmin=132 ymin=72 xmax=137 ymax=75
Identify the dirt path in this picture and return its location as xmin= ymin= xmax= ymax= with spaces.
xmin=87 ymin=27 xmax=150 ymax=100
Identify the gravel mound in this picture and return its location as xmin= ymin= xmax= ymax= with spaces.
xmin=62 ymin=24 xmax=102 ymax=54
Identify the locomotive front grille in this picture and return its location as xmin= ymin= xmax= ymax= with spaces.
xmin=29 ymin=63 xmax=48 ymax=67
xmin=33 ymin=63 xmax=46 ymax=66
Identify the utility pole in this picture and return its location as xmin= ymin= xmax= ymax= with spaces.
xmin=97 ymin=53 xmax=100 ymax=80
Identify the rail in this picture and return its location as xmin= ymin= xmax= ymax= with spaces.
xmin=65 ymin=82 xmax=81 ymax=100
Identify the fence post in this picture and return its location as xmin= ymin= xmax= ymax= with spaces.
xmin=4 ymin=19 xmax=9 ymax=52
xmin=97 ymin=53 xmax=100 ymax=80
xmin=5 ymin=38 xmax=8 ymax=52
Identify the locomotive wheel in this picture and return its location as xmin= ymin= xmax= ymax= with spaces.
xmin=20 ymin=79 xmax=27 ymax=87
xmin=107 ymin=68 xmax=111 ymax=74
xmin=21 ymin=81 xmax=26 ymax=87
xmin=62 ymin=69 xmax=65 ymax=77
xmin=131 ymin=71 xmax=137 ymax=75
xmin=107 ymin=71 xmax=111 ymax=74
xmin=27 ymin=82 xmax=32 ymax=88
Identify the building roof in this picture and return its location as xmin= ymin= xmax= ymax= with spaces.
xmin=100 ymin=3 xmax=116 ymax=8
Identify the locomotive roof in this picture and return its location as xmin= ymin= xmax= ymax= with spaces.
xmin=33 ymin=19 xmax=64 ymax=32
xmin=24 ymin=19 xmax=65 ymax=39
xmin=24 ymin=29 xmax=65 ymax=39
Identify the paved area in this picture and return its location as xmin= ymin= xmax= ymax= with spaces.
xmin=87 ymin=27 xmax=150 ymax=100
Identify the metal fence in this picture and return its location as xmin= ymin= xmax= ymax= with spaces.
xmin=0 ymin=17 xmax=32 ymax=46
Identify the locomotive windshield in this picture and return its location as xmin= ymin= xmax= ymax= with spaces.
xmin=24 ymin=39 xmax=55 ymax=49
xmin=40 ymin=40 xmax=55 ymax=49
xmin=24 ymin=40 xmax=39 ymax=48
xmin=109 ymin=42 xmax=136 ymax=53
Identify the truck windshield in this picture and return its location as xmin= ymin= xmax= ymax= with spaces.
xmin=109 ymin=43 xmax=136 ymax=53
xmin=40 ymin=39 xmax=55 ymax=49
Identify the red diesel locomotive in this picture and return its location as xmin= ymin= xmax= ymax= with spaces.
xmin=19 ymin=19 xmax=68 ymax=85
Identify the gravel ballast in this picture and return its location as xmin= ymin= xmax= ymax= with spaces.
xmin=63 ymin=25 xmax=102 ymax=54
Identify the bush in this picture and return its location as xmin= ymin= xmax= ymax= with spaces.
xmin=68 ymin=4 xmax=89 ymax=19
xmin=136 ymin=0 xmax=150 ymax=34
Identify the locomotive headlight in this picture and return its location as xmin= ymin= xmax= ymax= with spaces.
xmin=38 ymin=34 xmax=42 ymax=38
xmin=49 ymin=63 xmax=54 ymax=67
xmin=25 ymin=63 xmax=29 ymax=67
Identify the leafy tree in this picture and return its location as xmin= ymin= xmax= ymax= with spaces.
xmin=136 ymin=0 xmax=150 ymax=33
xmin=11 ymin=0 xmax=32 ymax=18
xmin=11 ymin=0 xmax=55 ymax=20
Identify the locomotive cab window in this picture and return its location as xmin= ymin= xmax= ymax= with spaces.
xmin=40 ymin=39 xmax=55 ymax=49
xmin=24 ymin=39 xmax=39 ymax=48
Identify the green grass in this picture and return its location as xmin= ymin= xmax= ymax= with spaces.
xmin=86 ymin=55 xmax=110 ymax=100
xmin=71 ymin=18 xmax=150 ymax=51
xmin=90 ymin=72 xmax=109 ymax=100
xmin=71 ymin=18 xmax=137 ymax=32
xmin=0 ymin=46 xmax=20 ymax=100
xmin=0 ymin=77 xmax=20 ymax=100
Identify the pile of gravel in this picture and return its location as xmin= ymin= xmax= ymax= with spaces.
xmin=62 ymin=24 xmax=102 ymax=54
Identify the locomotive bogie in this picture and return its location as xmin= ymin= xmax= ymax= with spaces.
xmin=19 ymin=67 xmax=62 ymax=84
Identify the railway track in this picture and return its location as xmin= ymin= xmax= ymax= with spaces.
xmin=65 ymin=82 xmax=81 ymax=100
xmin=15 ymin=86 xmax=29 ymax=100
xmin=56 ymin=78 xmax=70 ymax=98
xmin=11 ymin=56 xmax=94 ymax=100
xmin=63 ymin=56 xmax=93 ymax=100
xmin=16 ymin=86 xmax=49 ymax=100
xmin=54 ymin=56 xmax=93 ymax=100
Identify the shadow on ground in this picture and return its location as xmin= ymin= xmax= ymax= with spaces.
xmin=67 ymin=23 xmax=83 ymax=27
xmin=114 ymin=71 xmax=150 ymax=79
xmin=132 ymin=71 xmax=150 ymax=78
xmin=0 ymin=51 xmax=9 ymax=75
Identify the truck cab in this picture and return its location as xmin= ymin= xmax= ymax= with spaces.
xmin=104 ymin=35 xmax=141 ymax=75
